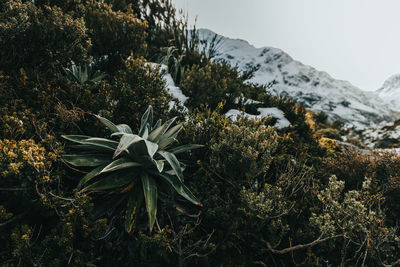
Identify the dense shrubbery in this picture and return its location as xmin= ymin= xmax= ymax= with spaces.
xmin=180 ymin=61 xmax=266 ymax=111
xmin=0 ymin=0 xmax=399 ymax=266
xmin=0 ymin=0 xmax=90 ymax=71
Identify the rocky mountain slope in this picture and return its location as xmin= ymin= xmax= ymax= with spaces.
xmin=377 ymin=74 xmax=400 ymax=113
xmin=198 ymin=29 xmax=399 ymax=129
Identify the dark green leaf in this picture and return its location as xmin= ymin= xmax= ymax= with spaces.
xmin=158 ymin=137 xmax=177 ymax=150
xmin=101 ymin=158 xmax=141 ymax=173
xmin=81 ymin=172 xmax=135 ymax=192
xmin=77 ymin=164 xmax=107 ymax=190
xmin=95 ymin=115 xmax=119 ymax=133
xmin=153 ymin=159 xmax=164 ymax=173
xmin=168 ymin=144 xmax=204 ymax=154
xmin=152 ymin=119 xmax=162 ymax=131
xmin=158 ymin=151 xmax=183 ymax=181
xmin=62 ymin=135 xmax=93 ymax=144
xmin=161 ymin=117 xmax=177 ymax=135
xmin=117 ymin=124 xmax=132 ymax=134
xmin=125 ymin=187 xmax=143 ymax=233
xmin=147 ymin=124 xmax=166 ymax=143
xmin=63 ymin=154 xmax=111 ymax=167
xmin=141 ymin=172 xmax=157 ymax=232
xmin=128 ymin=139 xmax=159 ymax=159
xmin=163 ymin=124 xmax=182 ymax=139
xmin=139 ymin=106 xmax=153 ymax=136
xmin=114 ymin=134 xmax=142 ymax=158
xmin=154 ymin=172 xmax=201 ymax=206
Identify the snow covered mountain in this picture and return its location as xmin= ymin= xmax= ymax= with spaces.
xmin=198 ymin=29 xmax=399 ymax=128
xmin=377 ymin=74 xmax=400 ymax=113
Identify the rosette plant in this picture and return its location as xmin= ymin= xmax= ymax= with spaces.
xmin=62 ymin=106 xmax=202 ymax=232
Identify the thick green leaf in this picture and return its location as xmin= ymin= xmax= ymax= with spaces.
xmin=95 ymin=115 xmax=119 ymax=133
xmin=114 ymin=134 xmax=142 ymax=158
xmin=77 ymin=164 xmax=107 ymax=190
xmin=163 ymin=124 xmax=182 ymax=139
xmin=158 ymin=137 xmax=177 ymax=150
xmin=168 ymin=144 xmax=204 ymax=154
xmin=152 ymin=119 xmax=162 ymax=131
xmin=63 ymin=154 xmax=111 ymax=167
xmin=158 ymin=151 xmax=183 ymax=181
xmin=125 ymin=187 xmax=143 ymax=233
xmin=101 ymin=158 xmax=141 ymax=173
xmin=154 ymin=172 xmax=201 ymax=206
xmin=161 ymin=117 xmax=177 ymax=135
xmin=139 ymin=106 xmax=153 ymax=136
xmin=141 ymin=172 xmax=157 ymax=232
xmin=85 ymin=138 xmax=118 ymax=151
xmin=128 ymin=139 xmax=159 ymax=159
xmin=81 ymin=172 xmax=134 ymax=192
xmin=62 ymin=135 xmax=93 ymax=144
xmin=142 ymin=126 xmax=149 ymax=139
xmin=153 ymin=159 xmax=164 ymax=173
xmin=147 ymin=124 xmax=166 ymax=143
xmin=63 ymin=135 xmax=118 ymax=152
xmin=117 ymin=124 xmax=132 ymax=134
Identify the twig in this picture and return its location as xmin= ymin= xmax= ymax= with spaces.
xmin=265 ymin=234 xmax=342 ymax=254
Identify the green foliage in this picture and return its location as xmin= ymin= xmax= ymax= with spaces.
xmin=0 ymin=0 xmax=90 ymax=71
xmin=180 ymin=61 xmax=265 ymax=110
xmin=209 ymin=117 xmax=279 ymax=187
xmin=64 ymin=63 xmax=106 ymax=86
xmin=310 ymin=175 xmax=398 ymax=266
xmin=0 ymin=0 xmax=399 ymax=265
xmin=62 ymin=106 xmax=202 ymax=232
xmin=101 ymin=57 xmax=174 ymax=131
xmin=84 ymin=1 xmax=148 ymax=66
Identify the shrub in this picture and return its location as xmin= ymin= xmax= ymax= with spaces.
xmin=0 ymin=0 xmax=90 ymax=71
xmin=180 ymin=61 xmax=265 ymax=111
xmin=209 ymin=117 xmax=279 ymax=187
xmin=85 ymin=1 xmax=148 ymax=68
xmin=101 ymin=57 xmax=175 ymax=130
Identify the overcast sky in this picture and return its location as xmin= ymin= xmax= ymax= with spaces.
xmin=171 ymin=0 xmax=400 ymax=91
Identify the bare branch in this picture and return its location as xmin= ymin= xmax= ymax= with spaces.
xmin=265 ymin=234 xmax=342 ymax=255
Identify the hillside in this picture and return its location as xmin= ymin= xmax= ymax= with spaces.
xmin=0 ymin=1 xmax=399 ymax=266
xmin=198 ymin=29 xmax=399 ymax=129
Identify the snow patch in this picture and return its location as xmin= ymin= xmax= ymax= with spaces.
xmin=226 ymin=107 xmax=291 ymax=129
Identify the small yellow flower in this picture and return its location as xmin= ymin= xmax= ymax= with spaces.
xmin=21 ymin=234 xmax=30 ymax=242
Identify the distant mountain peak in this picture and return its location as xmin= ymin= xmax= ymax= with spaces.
xmin=380 ymin=74 xmax=400 ymax=90
xmin=198 ymin=29 xmax=399 ymax=128
xmin=377 ymin=74 xmax=400 ymax=112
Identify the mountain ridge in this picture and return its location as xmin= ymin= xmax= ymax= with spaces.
xmin=198 ymin=29 xmax=399 ymax=129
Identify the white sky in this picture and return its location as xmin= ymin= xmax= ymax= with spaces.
xmin=171 ymin=0 xmax=400 ymax=91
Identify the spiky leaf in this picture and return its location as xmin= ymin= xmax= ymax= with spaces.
xmin=168 ymin=144 xmax=204 ymax=154
xmin=114 ymin=134 xmax=142 ymax=158
xmin=82 ymin=172 xmax=134 ymax=192
xmin=117 ymin=124 xmax=132 ymax=134
xmin=163 ymin=124 xmax=182 ymax=139
xmin=141 ymin=172 xmax=157 ymax=231
xmin=77 ymin=164 xmax=107 ymax=190
xmin=147 ymin=124 xmax=166 ymax=143
xmin=63 ymin=154 xmax=111 ymax=167
xmin=139 ymin=106 xmax=153 ymax=136
xmin=125 ymin=187 xmax=143 ymax=233
xmin=158 ymin=151 xmax=183 ymax=181
xmin=101 ymin=158 xmax=141 ymax=173
xmin=95 ymin=115 xmax=119 ymax=133
xmin=155 ymin=172 xmax=201 ymax=206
